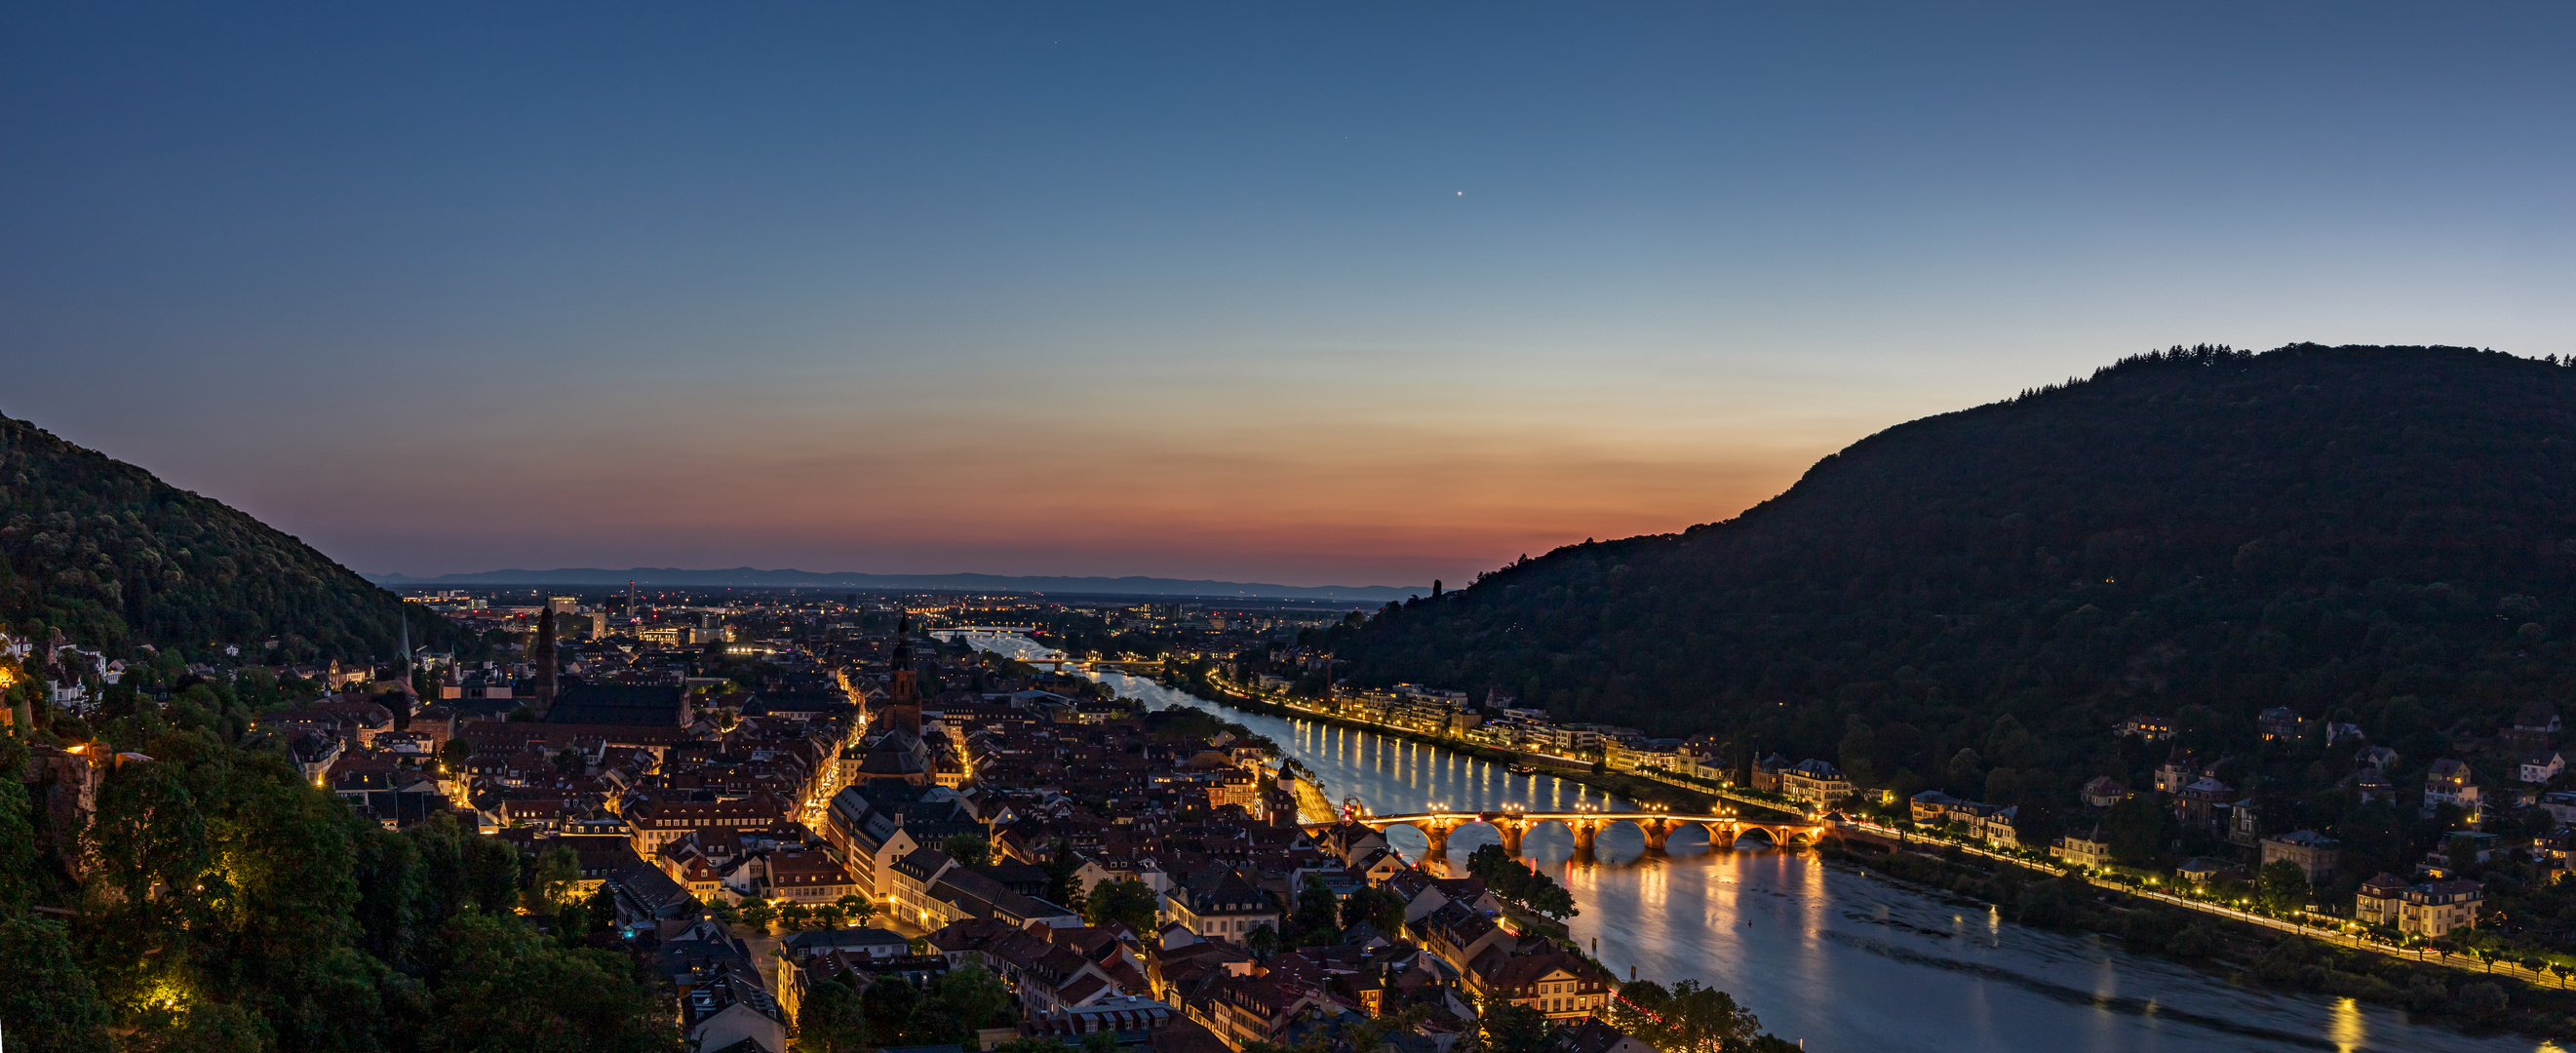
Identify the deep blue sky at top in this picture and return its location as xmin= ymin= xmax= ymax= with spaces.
xmin=4 ymin=3 xmax=2572 ymax=584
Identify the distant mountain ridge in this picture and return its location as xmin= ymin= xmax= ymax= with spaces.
xmin=368 ymin=566 xmax=1421 ymax=602
xmin=0 ymin=412 xmax=467 ymax=661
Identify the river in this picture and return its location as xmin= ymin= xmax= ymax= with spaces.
xmin=950 ymin=632 xmax=2548 ymax=1053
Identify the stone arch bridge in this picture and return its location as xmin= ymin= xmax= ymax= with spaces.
xmin=1352 ymin=807 xmax=1824 ymax=858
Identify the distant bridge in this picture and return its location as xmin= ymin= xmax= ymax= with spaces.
xmin=1349 ymin=805 xmax=1825 ymax=857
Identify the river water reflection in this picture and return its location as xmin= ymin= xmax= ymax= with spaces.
xmin=955 ymin=633 xmax=2544 ymax=1053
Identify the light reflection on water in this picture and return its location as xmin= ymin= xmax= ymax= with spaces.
xmin=956 ymin=633 xmax=2539 ymax=1053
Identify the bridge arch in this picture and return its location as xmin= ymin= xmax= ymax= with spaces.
xmin=1343 ymin=810 xmax=1824 ymax=862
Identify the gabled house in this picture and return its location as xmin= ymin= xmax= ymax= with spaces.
xmin=2080 ymin=776 xmax=2127 ymax=808
xmin=2422 ymin=760 xmax=2480 ymax=819
xmin=1160 ymin=866 xmax=1280 ymax=945
xmin=1469 ymin=951 xmax=1614 ymax=1022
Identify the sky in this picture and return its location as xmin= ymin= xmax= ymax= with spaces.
xmin=5 ymin=3 xmax=2573 ymax=587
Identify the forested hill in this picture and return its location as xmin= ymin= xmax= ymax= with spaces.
xmin=1335 ymin=344 xmax=2576 ymax=793
xmin=0 ymin=412 xmax=463 ymax=661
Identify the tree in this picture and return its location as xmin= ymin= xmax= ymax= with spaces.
xmin=1468 ymin=1000 xmax=1552 ymax=1053
xmin=160 ymin=1001 xmax=274 ymax=1053
xmin=1245 ymin=922 xmax=1280 ymax=958
xmin=739 ymin=898 xmax=778 ymax=935
xmin=1041 ymin=839 xmax=1086 ymax=909
xmin=1608 ymin=980 xmax=1760 ymax=1053
xmin=941 ymin=834 xmax=995 ymax=869
xmin=2102 ymin=793 xmax=2166 ymax=866
xmin=796 ymin=977 xmax=868 ymax=1053
xmin=420 ymin=912 xmax=673 ymax=1053
xmin=930 ymin=965 xmax=1013 ymax=1038
xmin=862 ymin=977 xmax=923 ymax=1045
xmin=779 ymin=902 xmax=813 ymax=932
xmin=1341 ymin=884 xmax=1407 ymax=934
xmin=0 ymin=913 xmax=112 ymax=1053
xmin=836 ymin=893 xmax=878 ymax=926
xmin=1290 ymin=877 xmax=1339 ymax=943
xmin=1465 ymin=843 xmax=1577 ymax=920
xmin=525 ymin=846 xmax=582 ymax=914
xmin=2254 ymin=860 xmax=2309 ymax=916
xmin=0 ymin=735 xmax=42 ymax=910
xmin=1082 ymin=878 xmax=1157 ymax=935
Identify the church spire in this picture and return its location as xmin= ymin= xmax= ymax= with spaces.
xmin=886 ymin=613 xmax=921 ymax=730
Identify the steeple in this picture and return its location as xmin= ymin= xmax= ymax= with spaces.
xmin=533 ymin=607 xmax=560 ymax=719
xmin=886 ymin=614 xmax=921 ymax=732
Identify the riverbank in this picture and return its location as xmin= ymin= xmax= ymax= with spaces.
xmin=1165 ymin=670 xmax=1806 ymax=822
xmin=1825 ymin=838 xmax=2573 ymax=1039
xmin=981 ymin=636 xmax=2535 ymax=1051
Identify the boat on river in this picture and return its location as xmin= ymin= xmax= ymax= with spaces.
xmin=1507 ymin=761 xmax=1539 ymax=775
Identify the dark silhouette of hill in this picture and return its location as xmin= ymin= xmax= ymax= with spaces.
xmin=1333 ymin=344 xmax=2576 ymax=806
xmin=0 ymin=412 xmax=464 ymax=661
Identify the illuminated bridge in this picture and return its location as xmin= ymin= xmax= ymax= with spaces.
xmin=1347 ymin=803 xmax=1826 ymax=857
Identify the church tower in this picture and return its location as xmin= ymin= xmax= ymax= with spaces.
xmin=532 ymin=607 xmax=560 ymax=720
xmin=885 ymin=615 xmax=922 ymax=734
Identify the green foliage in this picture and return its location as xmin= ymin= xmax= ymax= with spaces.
xmin=1465 ymin=843 xmax=1577 ymax=920
xmin=0 ymin=737 xmax=44 ymax=910
xmin=2170 ymin=922 xmax=2215 ymax=958
xmin=941 ymin=832 xmax=995 ymax=869
xmin=933 ymin=965 xmax=1015 ymax=1035
xmin=1288 ymin=876 xmax=1341 ymax=945
xmin=1081 ymin=878 xmax=1158 ymax=934
xmin=1041 ymin=839 xmax=1086 ymax=910
xmin=1244 ymin=922 xmax=1279 ymax=958
xmin=1608 ymin=979 xmax=1762 ymax=1053
xmin=0 ymin=411 xmax=474 ymax=661
xmin=2255 ymin=860 xmax=2311 ymax=915
xmin=739 ymin=897 xmax=778 ymax=935
xmin=796 ymin=977 xmax=868 ymax=1053
xmin=0 ymin=912 xmax=113 ymax=1053
xmin=525 ymin=845 xmax=582 ymax=914
xmin=1340 ymin=883 xmax=1407 ymax=934
xmin=423 ymin=912 xmax=672 ymax=1052
xmin=2101 ymin=793 xmax=2166 ymax=866
xmin=0 ymin=717 xmax=664 ymax=1052
xmin=161 ymin=1001 xmax=276 ymax=1053
xmin=1330 ymin=346 xmax=2576 ymax=820
xmin=1467 ymin=999 xmax=1555 ymax=1053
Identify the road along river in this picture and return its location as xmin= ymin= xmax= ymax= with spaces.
xmin=953 ymin=633 xmax=2548 ymax=1053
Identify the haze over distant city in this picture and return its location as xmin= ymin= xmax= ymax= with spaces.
xmin=5 ymin=3 xmax=2571 ymax=585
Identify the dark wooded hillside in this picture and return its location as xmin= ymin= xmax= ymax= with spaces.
xmin=0 ymin=412 xmax=464 ymax=660
xmin=1335 ymin=344 xmax=2576 ymax=805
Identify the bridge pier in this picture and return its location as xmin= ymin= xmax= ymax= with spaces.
xmin=1422 ymin=821 xmax=1452 ymax=860
xmin=1349 ymin=811 xmax=1821 ymax=864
